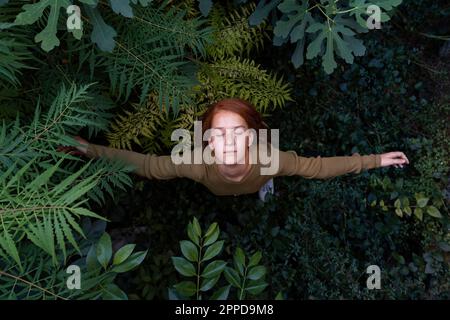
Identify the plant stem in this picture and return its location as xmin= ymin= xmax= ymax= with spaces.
xmin=196 ymin=238 xmax=202 ymax=300
xmin=239 ymin=266 xmax=247 ymax=300
xmin=336 ymin=7 xmax=360 ymax=14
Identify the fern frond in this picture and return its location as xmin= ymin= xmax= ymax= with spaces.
xmin=101 ymin=4 xmax=213 ymax=114
xmin=106 ymin=91 xmax=203 ymax=154
xmin=0 ymin=243 xmax=81 ymax=300
xmin=72 ymin=157 xmax=135 ymax=206
xmin=106 ymin=100 xmax=167 ymax=151
xmin=0 ymin=6 xmax=35 ymax=88
xmin=0 ymin=85 xmax=36 ymax=120
xmin=0 ymin=33 xmax=33 ymax=88
xmin=197 ymin=56 xmax=294 ymax=113
xmin=142 ymin=107 xmax=193 ymax=154
xmin=157 ymin=0 xmax=200 ymax=19
xmin=0 ymin=83 xmax=114 ymax=171
xmin=0 ymin=116 xmax=39 ymax=171
xmin=0 ymin=157 xmax=107 ymax=268
xmin=206 ymin=2 xmax=270 ymax=60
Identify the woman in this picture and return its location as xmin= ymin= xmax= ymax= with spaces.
xmin=63 ymin=98 xmax=409 ymax=201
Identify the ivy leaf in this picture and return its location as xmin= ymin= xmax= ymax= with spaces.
xmin=84 ymin=3 xmax=117 ymax=52
xmin=306 ymin=21 xmax=357 ymax=74
xmin=131 ymin=0 xmax=151 ymax=6
xmin=426 ymin=206 xmax=442 ymax=218
xmin=14 ymin=0 xmax=71 ymax=52
xmin=249 ymin=0 xmax=283 ymax=26
xmin=416 ymin=197 xmax=429 ymax=208
xmin=109 ymin=0 xmax=133 ymax=18
xmin=274 ymin=0 xmax=309 ymax=39
xmin=413 ymin=207 xmax=423 ymax=221
xmin=274 ymin=0 xmax=314 ymax=68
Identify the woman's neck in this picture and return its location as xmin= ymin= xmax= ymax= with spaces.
xmin=216 ymin=149 xmax=253 ymax=182
xmin=217 ymin=162 xmax=251 ymax=181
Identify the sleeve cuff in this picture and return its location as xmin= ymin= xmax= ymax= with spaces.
xmin=375 ymin=154 xmax=382 ymax=168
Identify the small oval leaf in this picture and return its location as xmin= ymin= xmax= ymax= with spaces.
xmin=96 ymin=233 xmax=112 ymax=269
xmin=201 ymin=260 xmax=226 ymax=278
xmin=172 ymin=257 xmax=196 ymax=277
xmin=210 ymin=285 xmax=231 ymax=300
xmin=224 ymin=267 xmax=241 ymax=288
xmin=180 ymin=240 xmax=198 ymax=262
xmin=202 ymin=240 xmax=224 ymax=261
xmin=248 ymin=251 xmax=262 ymax=268
xmin=427 ymin=206 xmax=442 ymax=218
xmin=113 ymin=244 xmax=135 ymax=266
xmin=112 ymin=250 xmax=147 ymax=273
xmin=234 ymin=247 xmax=245 ymax=276
xmin=174 ymin=281 xmax=196 ymax=297
xmin=247 ymin=266 xmax=266 ymax=281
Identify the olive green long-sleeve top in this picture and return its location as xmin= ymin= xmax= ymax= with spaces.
xmin=86 ymin=143 xmax=382 ymax=196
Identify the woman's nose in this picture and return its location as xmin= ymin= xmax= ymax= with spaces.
xmin=225 ymin=131 xmax=235 ymax=144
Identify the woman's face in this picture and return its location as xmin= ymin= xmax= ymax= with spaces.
xmin=208 ymin=110 xmax=254 ymax=165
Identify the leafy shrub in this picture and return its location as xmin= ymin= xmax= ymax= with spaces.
xmin=170 ymin=217 xmax=268 ymax=300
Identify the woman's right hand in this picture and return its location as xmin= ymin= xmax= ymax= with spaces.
xmin=57 ymin=136 xmax=89 ymax=156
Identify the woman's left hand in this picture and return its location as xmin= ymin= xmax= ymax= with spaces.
xmin=380 ymin=151 xmax=410 ymax=168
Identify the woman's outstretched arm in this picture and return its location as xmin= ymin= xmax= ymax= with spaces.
xmin=70 ymin=136 xmax=205 ymax=181
xmin=276 ymin=149 xmax=409 ymax=179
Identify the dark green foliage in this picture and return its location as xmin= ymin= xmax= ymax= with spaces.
xmin=200 ymin=0 xmax=403 ymax=73
xmin=0 ymin=0 xmax=448 ymax=301
xmin=0 ymin=83 xmax=144 ymax=299
xmin=169 ymin=217 xmax=268 ymax=300
xmin=110 ymin=1 xmax=448 ymax=300
xmin=0 ymin=220 xmax=147 ymax=299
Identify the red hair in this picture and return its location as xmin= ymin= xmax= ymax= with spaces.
xmin=199 ymin=98 xmax=270 ymax=149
